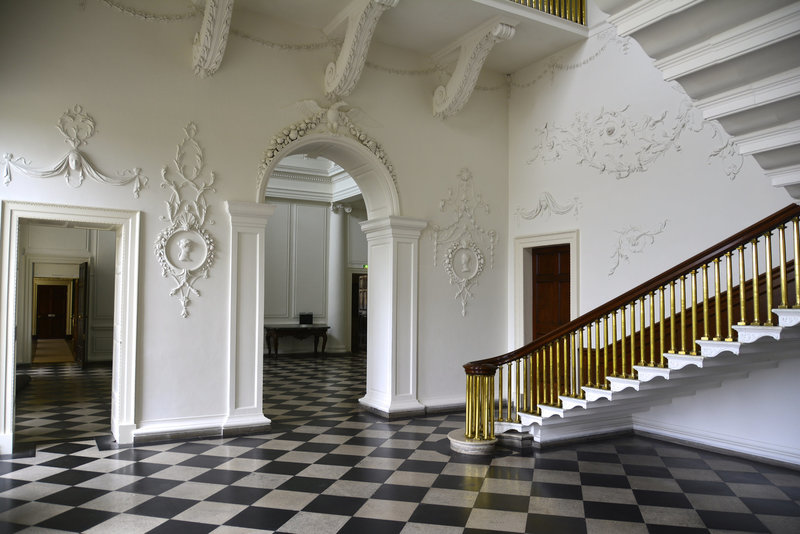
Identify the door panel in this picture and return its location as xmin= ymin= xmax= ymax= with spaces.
xmin=36 ymin=285 xmax=68 ymax=339
xmin=74 ymin=262 xmax=89 ymax=368
xmin=531 ymin=245 xmax=570 ymax=342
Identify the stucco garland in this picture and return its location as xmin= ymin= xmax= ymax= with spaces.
xmin=608 ymin=219 xmax=669 ymax=276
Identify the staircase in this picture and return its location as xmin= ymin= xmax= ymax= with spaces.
xmin=592 ymin=0 xmax=800 ymax=200
xmin=452 ymin=205 xmax=800 ymax=464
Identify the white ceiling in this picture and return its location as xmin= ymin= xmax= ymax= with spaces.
xmin=234 ymin=0 xmax=588 ymax=74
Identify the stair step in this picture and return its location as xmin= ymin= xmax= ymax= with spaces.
xmin=696 ymin=339 xmax=741 ymax=357
xmin=655 ymin=3 xmax=800 ymax=81
xmin=608 ymin=376 xmax=640 ymax=392
xmin=560 ymin=396 xmax=588 ymax=410
xmin=634 ymin=365 xmax=671 ymax=382
xmin=775 ymin=308 xmax=800 ymax=328
xmin=539 ymin=405 xmax=565 ymax=419
xmin=733 ymin=324 xmax=783 ymax=343
xmin=696 ymin=66 xmax=800 ymax=121
xmin=582 ymin=386 xmax=612 ymax=402
xmin=735 ymin=119 xmax=800 ymax=157
xmin=665 ymin=353 xmax=705 ymax=370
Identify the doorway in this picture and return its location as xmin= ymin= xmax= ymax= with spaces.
xmin=351 ymin=273 xmax=368 ymax=355
xmin=34 ymin=284 xmax=68 ymax=339
xmin=0 ymin=201 xmax=141 ymax=454
xmin=530 ymin=244 xmax=571 ymax=342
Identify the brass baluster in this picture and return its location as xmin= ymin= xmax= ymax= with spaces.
xmin=779 ymin=225 xmax=788 ymax=309
xmin=594 ymin=319 xmax=601 ymax=387
xmin=621 ymin=305 xmax=628 ymax=377
xmin=690 ymin=270 xmax=698 ymax=355
xmin=506 ymin=363 xmax=512 ymax=421
xmin=649 ymin=292 xmax=656 ymax=366
xmin=578 ymin=328 xmax=585 ymax=397
xmin=487 ymin=375 xmax=495 ymax=439
xmin=764 ymin=232 xmax=774 ymax=326
xmin=515 ymin=359 xmax=521 ymax=422
xmin=794 ymin=218 xmax=800 ymax=308
xmin=603 ymin=315 xmax=610 ymax=384
xmin=659 ymin=286 xmax=666 ymax=366
xmin=679 ymin=276 xmax=687 ymax=354
xmin=714 ymin=258 xmax=722 ymax=340
xmin=738 ymin=245 xmax=747 ymax=325
xmin=638 ymin=297 xmax=646 ymax=365
xmin=465 ymin=375 xmax=472 ymax=438
xmin=534 ymin=350 xmax=541 ymax=414
xmin=555 ymin=340 xmax=562 ymax=406
xmin=548 ymin=343 xmax=555 ymax=405
xmin=630 ymin=301 xmax=637 ymax=376
xmin=611 ymin=311 xmax=618 ymax=376
xmin=701 ymin=264 xmax=710 ymax=340
xmin=562 ymin=336 xmax=569 ymax=400
xmin=570 ymin=332 xmax=576 ymax=397
xmin=586 ymin=323 xmax=594 ymax=387
xmin=669 ymin=281 xmax=676 ymax=353
xmin=725 ymin=252 xmax=734 ymax=341
xmin=498 ymin=366 xmax=504 ymax=421
xmin=752 ymin=239 xmax=760 ymax=325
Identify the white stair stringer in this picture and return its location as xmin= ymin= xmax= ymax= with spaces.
xmin=593 ymin=0 xmax=800 ymax=200
xmin=499 ymin=319 xmax=798 ymax=447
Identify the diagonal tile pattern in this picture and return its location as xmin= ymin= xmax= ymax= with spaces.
xmin=3 ymin=353 xmax=799 ymax=533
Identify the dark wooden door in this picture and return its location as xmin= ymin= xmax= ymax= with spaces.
xmin=351 ymin=273 xmax=368 ymax=354
xmin=531 ymin=245 xmax=570 ymax=342
xmin=74 ymin=262 xmax=89 ymax=368
xmin=36 ymin=285 xmax=68 ymax=339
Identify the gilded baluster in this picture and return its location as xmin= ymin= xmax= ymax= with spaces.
xmin=603 ymin=315 xmax=610 ymax=384
xmin=779 ymin=225 xmax=788 ymax=309
xmin=594 ymin=319 xmax=601 ymax=387
xmin=649 ymin=292 xmax=656 ymax=366
xmin=752 ymin=239 xmax=760 ymax=325
xmin=669 ymin=282 xmax=676 ymax=353
xmin=549 ymin=343 xmax=556 ymax=405
xmin=659 ymin=286 xmax=666 ymax=366
xmin=611 ymin=311 xmax=618 ymax=376
xmin=555 ymin=340 xmax=562 ymax=406
xmin=726 ymin=252 xmax=734 ymax=341
xmin=690 ymin=270 xmax=698 ymax=355
xmin=621 ymin=305 xmax=628 ymax=376
xmin=701 ymin=264 xmax=710 ymax=340
xmin=764 ymin=232 xmax=774 ymax=326
xmin=714 ymin=258 xmax=722 ymax=340
xmin=570 ymin=332 xmax=577 ymax=397
xmin=629 ymin=302 xmax=637 ymax=376
xmin=638 ymin=297 xmax=646 ymax=365
xmin=679 ymin=276 xmax=687 ymax=355
xmin=585 ymin=324 xmax=594 ymax=387
xmin=577 ymin=328 xmax=585 ymax=398
xmin=562 ymin=336 xmax=569 ymax=400
xmin=465 ymin=375 xmax=472 ymax=438
xmin=528 ymin=354 xmax=534 ymax=412
xmin=497 ymin=366 xmax=504 ymax=422
xmin=794 ymin=218 xmax=800 ymax=308
xmin=515 ymin=359 xmax=521 ymax=422
xmin=738 ymin=245 xmax=747 ymax=325
xmin=506 ymin=363 xmax=512 ymax=421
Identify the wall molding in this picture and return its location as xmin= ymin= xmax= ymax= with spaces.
xmin=431 ymin=168 xmax=497 ymax=317
xmin=608 ymin=219 xmax=668 ymax=277
xmin=515 ymin=192 xmax=581 ymax=224
xmin=1 ymin=105 xmax=147 ymax=197
xmin=154 ymin=123 xmax=217 ymax=318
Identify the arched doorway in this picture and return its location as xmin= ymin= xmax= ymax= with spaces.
xmin=257 ymin=134 xmax=426 ymax=417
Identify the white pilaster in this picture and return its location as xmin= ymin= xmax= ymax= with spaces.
xmin=359 ymin=216 xmax=427 ymax=415
xmin=225 ymin=201 xmax=275 ymax=429
xmin=327 ymin=205 xmax=347 ymax=351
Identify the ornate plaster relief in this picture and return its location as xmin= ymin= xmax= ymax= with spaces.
xmin=192 ymin=0 xmax=234 ymax=78
xmin=527 ymin=101 xmax=743 ymax=180
xmin=323 ymin=0 xmax=399 ymax=100
xmin=257 ymin=99 xmax=397 ymax=193
xmin=1 ymin=105 xmax=147 ymax=198
xmin=608 ymin=220 xmax=668 ymax=276
xmin=431 ymin=168 xmax=497 ymax=316
xmin=154 ymin=123 xmax=216 ymax=318
xmin=515 ymin=192 xmax=581 ymax=224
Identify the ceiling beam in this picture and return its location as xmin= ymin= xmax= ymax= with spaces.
xmin=324 ymin=0 xmax=399 ymax=100
xmin=192 ymin=0 xmax=234 ymax=78
xmin=432 ymin=17 xmax=516 ymax=119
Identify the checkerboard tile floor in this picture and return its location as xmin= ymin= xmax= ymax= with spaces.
xmin=4 ymin=354 xmax=799 ymax=533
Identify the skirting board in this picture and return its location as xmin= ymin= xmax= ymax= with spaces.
xmin=132 ymin=414 xmax=269 ymax=445
xmin=633 ymin=418 xmax=800 ymax=468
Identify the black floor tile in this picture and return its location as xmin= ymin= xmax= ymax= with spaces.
xmin=338 ymin=516 xmax=405 ymax=534
xmin=531 ymin=481 xmax=583 ymax=500
xmin=474 ymin=491 xmax=530 ymax=512
xmin=125 ymin=496 xmax=196 ymax=518
xmin=37 ymin=508 xmax=116 ymax=532
xmin=741 ymin=496 xmax=800 ymax=516
xmin=433 ymin=474 xmax=485 ymax=492
xmin=584 ymin=501 xmax=644 ymax=522
xmin=697 ymin=509 xmax=769 ymax=532
xmin=304 ymin=494 xmax=367 ymax=516
xmin=207 ymin=485 xmax=270 ymax=505
xmin=526 ymin=513 xmax=588 ymax=534
xmin=408 ymin=503 xmax=472 ymax=527
xmin=676 ymin=478 xmax=735 ymax=496
xmin=633 ymin=489 xmax=692 ymax=508
xmin=371 ymin=483 xmax=429 ymax=502
xmin=342 ymin=467 xmax=394 ymax=483
xmin=277 ymin=475 xmax=336 ymax=494
xmin=580 ymin=472 xmax=630 ymax=488
xmin=39 ymin=486 xmax=106 ymax=506
xmin=225 ymin=506 xmax=297 ymax=530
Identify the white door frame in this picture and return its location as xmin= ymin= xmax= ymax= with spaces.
xmin=0 ymin=201 xmax=140 ymax=453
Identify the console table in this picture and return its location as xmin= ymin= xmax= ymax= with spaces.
xmin=264 ymin=324 xmax=330 ymax=355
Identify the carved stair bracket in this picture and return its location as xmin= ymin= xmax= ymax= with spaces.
xmin=324 ymin=0 xmax=398 ymax=100
xmin=192 ymin=0 xmax=234 ymax=78
xmin=432 ymin=19 xmax=516 ymax=119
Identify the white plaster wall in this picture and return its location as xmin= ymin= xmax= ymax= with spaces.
xmin=0 ymin=0 xmax=509 ymax=428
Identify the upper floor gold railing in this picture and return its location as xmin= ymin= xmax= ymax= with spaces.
xmin=463 ymin=204 xmax=800 ymax=441
xmin=509 ymin=0 xmax=586 ymax=25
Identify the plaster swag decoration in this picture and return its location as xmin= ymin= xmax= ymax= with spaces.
xmin=515 ymin=192 xmax=581 ymax=224
xmin=527 ymin=101 xmax=743 ymax=180
xmin=608 ymin=219 xmax=668 ymax=276
xmin=1 ymin=105 xmax=147 ymax=198
xmin=431 ymin=168 xmax=497 ymax=316
xmin=257 ymin=99 xmax=397 ymax=191
xmin=154 ymin=123 xmax=216 ymax=318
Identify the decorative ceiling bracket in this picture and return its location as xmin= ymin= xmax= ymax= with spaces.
xmin=432 ymin=18 xmax=516 ymax=119
xmin=323 ymin=0 xmax=399 ymax=100
xmin=192 ymin=0 xmax=234 ymax=78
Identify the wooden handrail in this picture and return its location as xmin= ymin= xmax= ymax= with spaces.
xmin=465 ymin=204 xmax=800 ymax=373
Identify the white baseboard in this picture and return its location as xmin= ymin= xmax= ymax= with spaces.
xmin=633 ymin=418 xmax=800 ymax=467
